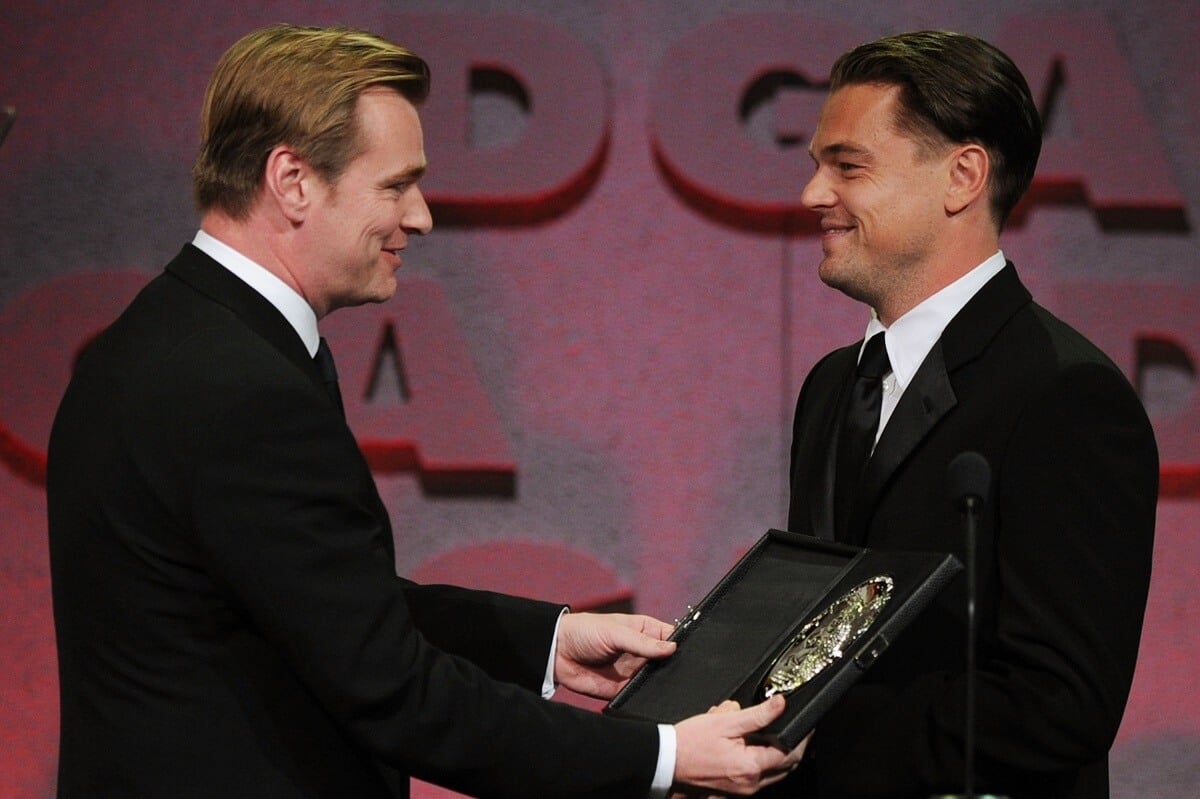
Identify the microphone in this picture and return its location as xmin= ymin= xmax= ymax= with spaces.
xmin=946 ymin=451 xmax=991 ymax=799
xmin=948 ymin=450 xmax=990 ymax=512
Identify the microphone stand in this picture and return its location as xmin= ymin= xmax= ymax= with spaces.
xmin=964 ymin=492 xmax=979 ymax=799
xmin=934 ymin=453 xmax=1005 ymax=799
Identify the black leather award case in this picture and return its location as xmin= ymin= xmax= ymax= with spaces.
xmin=605 ymin=528 xmax=962 ymax=748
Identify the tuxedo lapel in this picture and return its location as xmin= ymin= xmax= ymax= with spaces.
xmin=804 ymin=340 xmax=958 ymax=545
xmin=845 ymin=263 xmax=1031 ymax=544
xmin=164 ymin=245 xmax=325 ymax=396
xmin=849 ymin=341 xmax=957 ymax=540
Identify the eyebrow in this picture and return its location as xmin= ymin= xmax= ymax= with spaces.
xmin=383 ymin=163 xmax=427 ymax=186
xmin=810 ymin=142 xmax=873 ymax=161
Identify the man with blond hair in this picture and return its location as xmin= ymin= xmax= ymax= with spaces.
xmin=47 ymin=24 xmax=799 ymax=798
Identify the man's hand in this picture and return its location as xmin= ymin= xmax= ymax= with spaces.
xmin=672 ymin=695 xmax=806 ymax=796
xmin=554 ymin=612 xmax=676 ymax=699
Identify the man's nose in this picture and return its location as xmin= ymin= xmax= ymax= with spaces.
xmin=800 ymin=169 xmax=832 ymax=211
xmin=405 ymin=187 xmax=434 ymax=235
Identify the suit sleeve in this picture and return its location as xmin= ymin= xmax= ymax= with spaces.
xmin=185 ymin=365 xmax=659 ymax=799
xmin=976 ymin=361 xmax=1157 ymax=776
xmin=400 ymin=580 xmax=564 ymax=689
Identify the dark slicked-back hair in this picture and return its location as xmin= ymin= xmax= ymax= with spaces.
xmin=830 ymin=30 xmax=1041 ymax=228
xmin=193 ymin=24 xmax=430 ymax=218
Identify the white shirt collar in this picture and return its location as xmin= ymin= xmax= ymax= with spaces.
xmin=191 ymin=229 xmax=321 ymax=357
xmin=862 ymin=250 xmax=1007 ymax=389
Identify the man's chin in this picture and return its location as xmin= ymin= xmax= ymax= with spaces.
xmin=367 ymin=276 xmax=400 ymax=304
xmin=818 ymin=262 xmax=868 ymax=302
xmin=325 ymin=286 xmax=397 ymax=316
xmin=817 ymin=259 xmax=846 ymax=291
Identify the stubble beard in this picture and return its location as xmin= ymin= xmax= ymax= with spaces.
xmin=818 ymin=252 xmax=877 ymax=309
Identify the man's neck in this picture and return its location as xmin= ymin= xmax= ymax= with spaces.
xmin=876 ymin=231 xmax=999 ymax=326
xmin=200 ymin=210 xmax=312 ymax=310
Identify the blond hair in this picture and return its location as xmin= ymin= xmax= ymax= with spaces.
xmin=192 ymin=24 xmax=430 ymax=217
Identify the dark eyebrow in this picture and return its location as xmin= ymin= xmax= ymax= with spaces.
xmin=810 ymin=142 xmax=873 ymax=162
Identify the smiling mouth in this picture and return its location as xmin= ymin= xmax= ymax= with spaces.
xmin=819 ymin=216 xmax=857 ymax=240
xmin=817 ymin=222 xmax=855 ymax=256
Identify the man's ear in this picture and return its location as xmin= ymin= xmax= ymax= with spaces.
xmin=263 ymin=145 xmax=311 ymax=223
xmin=945 ymin=143 xmax=989 ymax=216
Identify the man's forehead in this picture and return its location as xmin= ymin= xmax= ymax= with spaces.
xmin=809 ymin=84 xmax=904 ymax=154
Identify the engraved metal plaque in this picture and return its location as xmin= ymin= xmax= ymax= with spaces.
xmin=761 ymin=575 xmax=895 ymax=698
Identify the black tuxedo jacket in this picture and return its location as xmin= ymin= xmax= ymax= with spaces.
xmin=47 ymin=245 xmax=658 ymax=798
xmin=778 ymin=264 xmax=1157 ymax=798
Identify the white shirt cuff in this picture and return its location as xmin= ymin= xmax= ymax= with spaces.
xmin=649 ymin=723 xmax=676 ymax=798
xmin=541 ymin=608 xmax=568 ymax=699
xmin=543 ymin=609 xmax=674 ymax=798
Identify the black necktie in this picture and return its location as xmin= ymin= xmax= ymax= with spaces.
xmin=834 ymin=333 xmax=890 ymax=540
xmin=314 ymin=337 xmax=344 ymax=417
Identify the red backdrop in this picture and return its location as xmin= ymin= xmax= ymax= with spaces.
xmin=2 ymin=2 xmax=1198 ymax=796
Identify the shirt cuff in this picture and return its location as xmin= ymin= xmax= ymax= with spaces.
xmin=541 ymin=608 xmax=569 ymax=699
xmin=648 ymin=723 xmax=676 ymax=798
xmin=544 ymin=610 xmax=674 ymax=797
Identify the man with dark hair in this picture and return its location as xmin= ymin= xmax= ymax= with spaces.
xmin=47 ymin=24 xmax=800 ymax=798
xmin=774 ymin=30 xmax=1157 ymax=798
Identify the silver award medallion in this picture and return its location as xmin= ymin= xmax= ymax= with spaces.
xmin=761 ymin=575 xmax=895 ymax=698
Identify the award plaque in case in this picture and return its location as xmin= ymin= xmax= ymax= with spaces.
xmin=604 ymin=529 xmax=962 ymax=749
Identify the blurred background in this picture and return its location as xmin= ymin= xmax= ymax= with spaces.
xmin=2 ymin=1 xmax=1197 ymax=796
